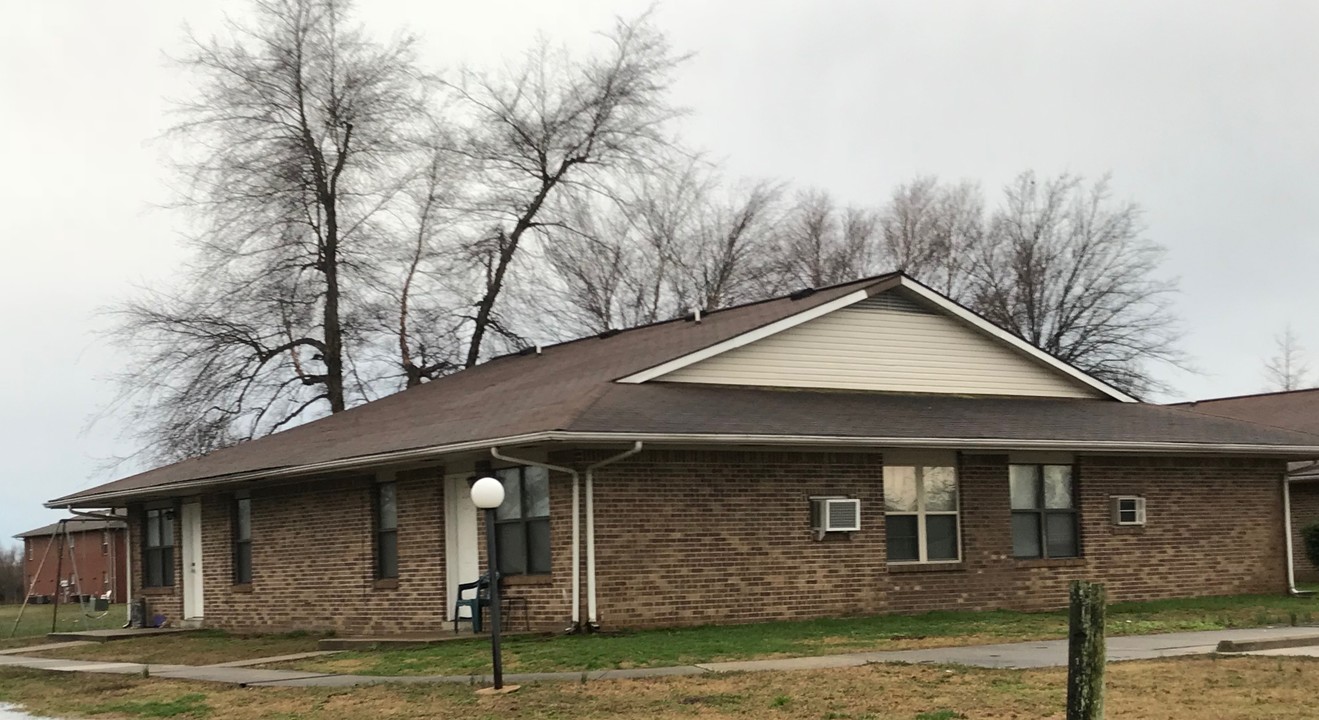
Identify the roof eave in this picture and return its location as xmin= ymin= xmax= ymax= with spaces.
xmin=48 ymin=430 xmax=1313 ymax=508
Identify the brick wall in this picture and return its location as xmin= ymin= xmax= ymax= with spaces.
xmin=589 ymin=451 xmax=1287 ymax=627
xmin=1290 ymin=482 xmax=1319 ymax=583
xmin=127 ymin=449 xmax=1290 ymax=633
xmin=21 ymin=528 xmax=127 ymax=603
xmin=199 ymin=470 xmax=447 ymax=635
xmin=127 ymin=505 xmax=183 ymax=624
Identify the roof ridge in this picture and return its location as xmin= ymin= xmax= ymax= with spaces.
xmin=486 ymin=271 xmax=903 ymax=363
xmin=1174 ymin=386 xmax=1319 ymax=405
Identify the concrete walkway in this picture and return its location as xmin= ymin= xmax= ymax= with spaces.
xmin=2 ymin=626 xmax=1319 ymax=688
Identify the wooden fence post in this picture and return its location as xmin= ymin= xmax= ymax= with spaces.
xmin=1067 ymin=580 xmax=1106 ymax=720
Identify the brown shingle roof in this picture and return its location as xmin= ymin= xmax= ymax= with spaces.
xmin=15 ymin=517 xmax=127 ymax=539
xmin=49 ymin=275 xmax=894 ymax=505
xmin=569 ymin=383 xmax=1319 ymax=447
xmin=49 ymin=273 xmax=1319 ymax=507
xmin=1176 ymin=388 xmax=1319 ymax=437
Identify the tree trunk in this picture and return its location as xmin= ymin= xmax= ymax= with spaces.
xmin=322 ymin=206 xmax=346 ymax=412
xmin=1066 ymin=580 xmax=1106 ymax=720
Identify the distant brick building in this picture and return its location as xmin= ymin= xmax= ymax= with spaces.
xmin=45 ymin=274 xmax=1319 ymax=633
xmin=15 ymin=518 xmax=128 ymax=604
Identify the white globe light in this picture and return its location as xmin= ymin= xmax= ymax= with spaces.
xmin=471 ymin=476 xmax=506 ymax=510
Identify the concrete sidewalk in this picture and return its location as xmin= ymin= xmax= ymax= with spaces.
xmin=3 ymin=625 xmax=1318 ymax=688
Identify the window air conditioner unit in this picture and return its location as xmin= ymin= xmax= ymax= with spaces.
xmin=811 ymin=497 xmax=861 ymax=538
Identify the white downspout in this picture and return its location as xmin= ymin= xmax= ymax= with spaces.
xmin=490 ymin=447 xmax=583 ymax=632
xmin=1283 ymin=475 xmax=1305 ymax=596
xmin=585 ymin=442 xmax=643 ymax=631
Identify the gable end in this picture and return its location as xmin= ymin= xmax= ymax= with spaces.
xmin=637 ymin=284 xmax=1116 ymax=400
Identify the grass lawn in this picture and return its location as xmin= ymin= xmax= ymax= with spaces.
xmin=14 ymin=593 xmax=1318 ymax=675
xmin=28 ymin=629 xmax=325 ymax=666
xmin=276 ymin=592 xmax=1319 ymax=677
xmin=2 ymin=655 xmax=1319 ymax=719
xmin=0 ymin=603 xmax=127 ymax=650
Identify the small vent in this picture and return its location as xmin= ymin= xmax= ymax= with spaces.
xmin=789 ymin=287 xmax=817 ymax=301
xmin=1111 ymin=496 xmax=1146 ymax=526
xmin=811 ymin=497 xmax=861 ymax=538
xmin=854 ymin=290 xmax=935 ymax=315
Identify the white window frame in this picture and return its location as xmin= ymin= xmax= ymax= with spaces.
xmin=1112 ymin=496 xmax=1146 ymax=526
xmin=884 ymin=465 xmax=962 ymax=564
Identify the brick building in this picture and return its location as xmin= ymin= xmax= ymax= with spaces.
xmin=15 ymin=518 xmax=128 ymax=604
xmin=1177 ymin=388 xmax=1319 ymax=584
xmin=46 ymin=274 xmax=1319 ymax=634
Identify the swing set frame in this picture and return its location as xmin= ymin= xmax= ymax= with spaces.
xmin=7 ymin=512 xmax=126 ymax=638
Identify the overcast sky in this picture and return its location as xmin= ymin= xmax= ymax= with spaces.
xmin=3 ymin=0 xmax=1316 ymax=543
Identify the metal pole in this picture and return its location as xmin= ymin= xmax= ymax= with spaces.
xmin=484 ymin=507 xmax=504 ymax=690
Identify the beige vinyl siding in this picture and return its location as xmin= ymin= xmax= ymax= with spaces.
xmin=658 ymin=292 xmax=1104 ymax=399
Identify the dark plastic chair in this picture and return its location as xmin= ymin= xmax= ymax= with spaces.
xmin=453 ymin=573 xmax=492 ymax=634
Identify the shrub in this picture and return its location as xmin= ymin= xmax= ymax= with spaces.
xmin=1302 ymin=522 xmax=1319 ymax=572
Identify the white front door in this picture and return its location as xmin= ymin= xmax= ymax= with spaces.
xmin=180 ymin=501 xmax=204 ymax=620
xmin=444 ymin=474 xmax=480 ymax=620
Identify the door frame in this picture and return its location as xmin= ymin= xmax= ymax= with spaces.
xmin=444 ymin=474 xmax=479 ymax=620
xmin=180 ymin=501 xmax=204 ymax=620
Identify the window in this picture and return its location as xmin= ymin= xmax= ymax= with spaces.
xmin=494 ymin=466 xmax=551 ymax=575
xmin=1112 ymin=496 xmax=1146 ymax=526
xmin=26 ymin=544 xmax=31 ymax=562
xmin=1010 ymin=465 xmax=1079 ymax=559
xmin=233 ymin=496 xmax=252 ymax=584
xmin=102 ymin=531 xmax=110 ymax=556
xmin=884 ymin=465 xmax=960 ymax=563
xmin=375 ymin=482 xmax=399 ymax=579
xmin=143 ymin=508 xmax=175 ymax=587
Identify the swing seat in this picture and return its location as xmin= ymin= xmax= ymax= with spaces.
xmin=92 ymin=598 xmax=109 ymax=612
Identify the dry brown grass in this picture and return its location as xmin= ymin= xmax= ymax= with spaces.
xmin=2 ymin=656 xmax=1319 ymax=719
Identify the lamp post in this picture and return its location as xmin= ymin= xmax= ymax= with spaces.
xmin=470 ymin=476 xmax=511 ymax=693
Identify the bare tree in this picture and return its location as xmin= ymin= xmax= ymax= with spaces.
xmin=879 ymin=177 xmax=983 ymax=299
xmin=543 ymin=181 xmax=680 ymax=334
xmin=968 ymin=172 xmax=1181 ymax=396
xmin=769 ymin=190 xmax=877 ymax=290
xmin=667 ymin=178 xmax=785 ymax=310
xmin=444 ymin=13 xmax=684 ymax=367
xmin=107 ymin=0 xmax=430 ymax=462
xmin=1264 ymin=325 xmax=1311 ymax=391
xmin=0 ymin=545 xmax=22 ymax=604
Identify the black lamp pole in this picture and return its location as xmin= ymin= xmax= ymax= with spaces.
xmin=483 ymin=507 xmax=504 ymax=690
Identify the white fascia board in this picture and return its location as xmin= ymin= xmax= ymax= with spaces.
xmin=893 ymin=277 xmax=1140 ymax=403
xmin=616 ymin=289 xmax=874 ymax=384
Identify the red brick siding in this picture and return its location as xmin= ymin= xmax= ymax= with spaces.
xmin=589 ymin=451 xmax=1287 ymax=628
xmin=199 ymin=471 xmax=447 ymax=635
xmin=587 ymin=450 xmax=888 ymax=627
xmin=1290 ymin=482 xmax=1319 ymax=583
xmin=130 ymin=450 xmax=1289 ymax=633
xmin=127 ymin=505 xmax=183 ymax=624
xmin=462 ymin=468 xmax=577 ymax=632
xmin=21 ymin=529 xmax=127 ymax=603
